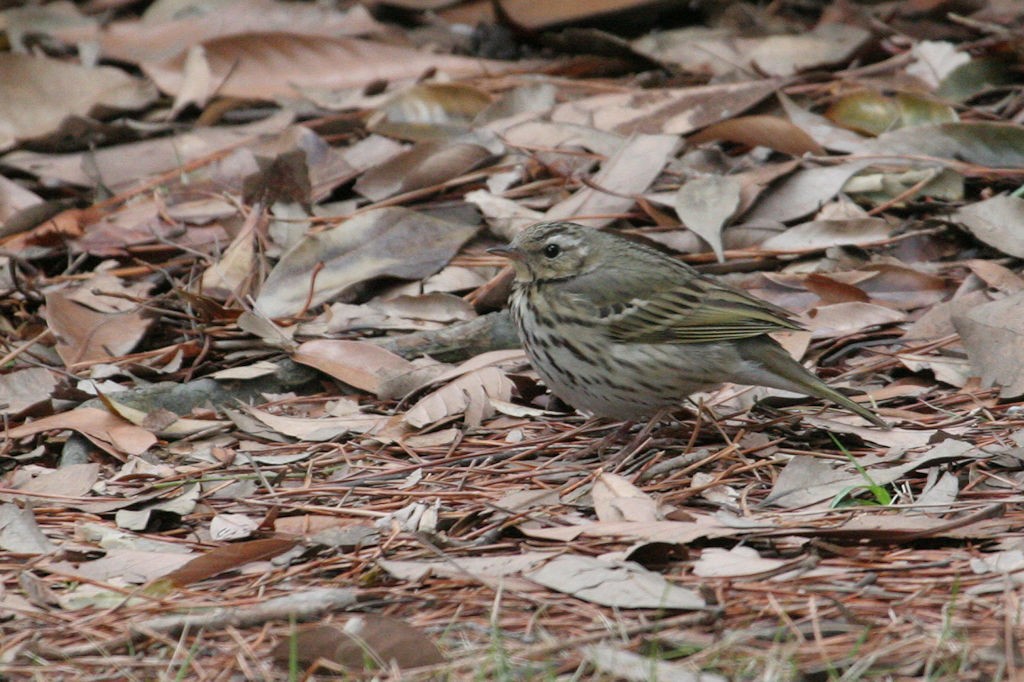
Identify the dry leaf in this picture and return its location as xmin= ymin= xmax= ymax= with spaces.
xmin=526 ymin=555 xmax=705 ymax=609
xmin=8 ymin=407 xmax=157 ymax=458
xmin=689 ymin=115 xmax=825 ymax=156
xmin=745 ymin=160 xmax=873 ymax=223
xmin=57 ymin=0 xmax=385 ymax=63
xmin=551 ymin=80 xmax=780 ymax=136
xmin=404 ymin=366 xmax=513 ymax=428
xmin=354 ymin=139 xmax=497 ymax=202
xmin=244 ymin=405 xmax=401 ymax=442
xmin=367 ymin=82 xmax=492 ymax=141
xmin=255 ymin=207 xmax=479 ymax=317
xmin=0 ymin=368 xmax=59 ymax=417
xmin=143 ymin=32 xmax=538 ymax=100
xmin=673 ymin=175 xmax=742 ymax=262
xmin=546 ymin=133 xmax=679 ymax=226
xmin=759 ymin=218 xmax=892 ymax=252
xmin=592 ymin=473 xmax=661 ymax=524
xmin=293 ymin=339 xmax=441 ymax=399
xmin=0 ymin=504 xmax=58 ymax=554
xmin=0 ymin=53 xmax=156 ymax=146
xmin=953 ymin=194 xmax=1024 ymax=259
xmin=270 ymin=616 xmax=444 ymax=671
xmin=953 ymin=291 xmax=1024 ymax=397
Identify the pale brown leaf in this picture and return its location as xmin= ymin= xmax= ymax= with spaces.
xmin=143 ymin=32 xmax=539 ymax=100
xmin=0 ymin=53 xmax=156 ymax=147
xmin=953 ymin=291 xmax=1024 ymax=397
xmin=255 ymin=207 xmax=478 ymax=318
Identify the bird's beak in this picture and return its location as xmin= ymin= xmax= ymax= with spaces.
xmin=487 ymin=245 xmax=523 ymax=261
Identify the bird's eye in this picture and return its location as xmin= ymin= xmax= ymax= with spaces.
xmin=543 ymin=243 xmax=561 ymax=258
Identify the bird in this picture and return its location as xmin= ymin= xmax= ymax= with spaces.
xmin=488 ymin=221 xmax=887 ymax=427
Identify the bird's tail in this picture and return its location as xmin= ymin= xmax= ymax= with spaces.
xmin=737 ymin=338 xmax=889 ymax=428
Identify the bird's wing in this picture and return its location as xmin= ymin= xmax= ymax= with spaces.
xmin=597 ymin=271 xmax=803 ymax=345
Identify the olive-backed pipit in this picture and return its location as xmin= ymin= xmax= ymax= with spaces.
xmin=490 ymin=221 xmax=886 ymax=427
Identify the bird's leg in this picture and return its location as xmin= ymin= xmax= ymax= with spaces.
xmin=565 ymin=418 xmax=634 ymax=460
xmin=606 ymin=406 xmax=675 ymax=468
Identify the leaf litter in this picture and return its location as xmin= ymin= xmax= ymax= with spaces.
xmin=1 ymin=0 xmax=1024 ymax=679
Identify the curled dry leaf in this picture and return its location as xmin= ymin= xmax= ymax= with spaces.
xmin=404 ymin=366 xmax=514 ymax=428
xmin=0 ymin=53 xmax=157 ymax=147
xmin=952 ymin=291 xmax=1024 ymax=398
xmin=953 ymin=194 xmax=1024 ymax=259
xmin=293 ymin=339 xmax=442 ymax=399
xmin=255 ymin=207 xmax=479 ymax=317
xmin=142 ymin=32 xmax=539 ymax=101
xmin=367 ymin=82 xmax=492 ymax=141
xmin=354 ymin=139 xmax=498 ymax=202
xmin=270 ymin=615 xmax=444 ymax=671
xmin=673 ymin=175 xmax=742 ymax=262
xmin=759 ymin=217 xmax=892 ymax=252
xmin=7 ymin=407 xmax=157 ymax=458
xmin=688 ymin=115 xmax=825 ymax=157
xmin=592 ymin=473 xmax=662 ymax=524
xmin=158 ymin=537 xmax=298 ymax=589
xmin=0 ymin=367 xmax=59 ymax=417
xmin=551 ymin=79 xmax=780 ymax=136
xmin=546 ymin=133 xmax=680 ymax=226
xmin=525 ymin=554 xmax=705 ymax=609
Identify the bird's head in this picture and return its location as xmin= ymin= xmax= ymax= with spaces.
xmin=488 ymin=221 xmax=601 ymax=283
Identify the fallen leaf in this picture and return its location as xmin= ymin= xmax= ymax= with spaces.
xmin=293 ymin=339 xmax=441 ymax=399
xmin=526 ymin=555 xmax=705 ymax=609
xmin=592 ymin=473 xmax=661 ymax=524
xmin=45 ymin=291 xmax=152 ymax=366
xmin=0 ymin=368 xmax=59 ymax=417
xmin=953 ymin=194 xmax=1024 ymax=259
xmin=546 ymin=133 xmax=680 ymax=226
xmin=270 ymin=616 xmax=445 ymax=671
xmin=692 ymin=546 xmax=786 ymax=578
xmin=759 ymin=217 xmax=892 ymax=252
xmin=354 ymin=139 xmax=497 ymax=202
xmin=158 ymin=537 xmax=298 ymax=589
xmin=551 ymin=80 xmax=780 ymax=136
xmin=582 ymin=644 xmax=727 ymax=682
xmin=255 ymin=207 xmax=479 ymax=317
xmin=801 ymin=302 xmax=906 ymax=338
xmin=673 ymin=175 xmax=742 ymax=262
xmin=244 ymin=405 xmax=400 ymax=442
xmin=763 ymin=440 xmax=977 ymax=508
xmin=13 ymin=463 xmax=99 ymax=498
xmin=404 ymin=366 xmax=514 ymax=428
xmin=8 ymin=407 xmax=157 ymax=458
xmin=745 ymin=160 xmax=873 ymax=223
xmin=953 ymin=291 xmax=1024 ymax=397
xmin=689 ymin=115 xmax=825 ymax=156
xmin=367 ymin=82 xmax=492 ymax=141
xmin=0 ymin=503 xmax=57 ymax=554
xmin=0 ymin=53 xmax=156 ymax=146
xmin=143 ymin=32 xmax=539 ymax=100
